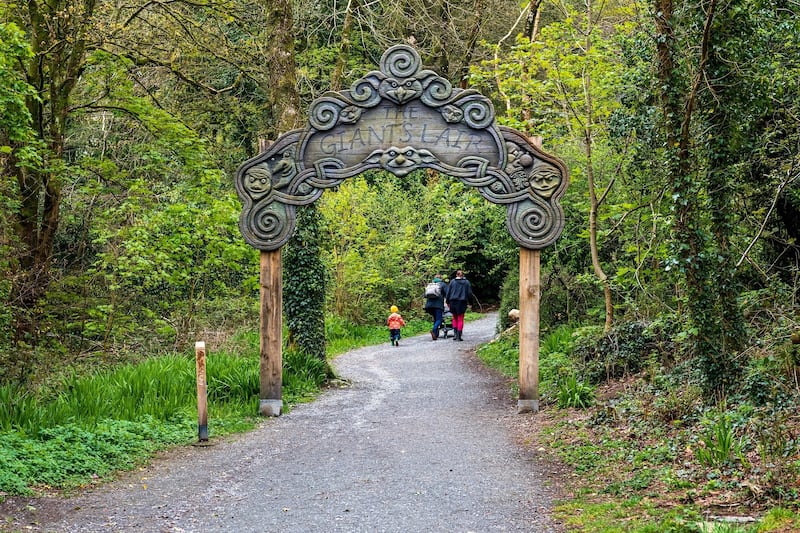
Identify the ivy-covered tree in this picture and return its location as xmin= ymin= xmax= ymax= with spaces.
xmin=284 ymin=206 xmax=327 ymax=360
xmin=651 ymin=0 xmax=749 ymax=398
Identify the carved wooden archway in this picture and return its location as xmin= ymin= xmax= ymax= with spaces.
xmin=234 ymin=45 xmax=568 ymax=416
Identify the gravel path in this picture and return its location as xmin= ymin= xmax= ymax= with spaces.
xmin=1 ymin=313 xmax=565 ymax=532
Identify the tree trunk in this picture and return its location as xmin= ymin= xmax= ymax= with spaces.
xmin=458 ymin=0 xmax=486 ymax=88
xmin=266 ymin=0 xmax=327 ymax=361
xmin=586 ymin=131 xmax=613 ymax=333
xmin=583 ymin=0 xmax=613 ymax=332
xmin=266 ymin=0 xmax=301 ymax=136
xmin=701 ymin=1 xmax=746 ymax=389
xmin=331 ymin=0 xmax=359 ymax=92
xmin=654 ymin=0 xmax=738 ymax=399
xmin=521 ymin=0 xmax=543 ymax=125
xmin=524 ymin=0 xmax=543 ymax=41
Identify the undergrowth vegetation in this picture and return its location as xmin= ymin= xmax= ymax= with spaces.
xmin=0 ymin=345 xmax=315 ymax=496
xmin=477 ymin=323 xmax=800 ymax=533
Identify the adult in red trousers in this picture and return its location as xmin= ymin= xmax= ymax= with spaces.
xmin=445 ymin=270 xmax=472 ymax=341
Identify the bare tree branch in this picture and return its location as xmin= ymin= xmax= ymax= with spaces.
xmin=736 ymin=171 xmax=800 ymax=269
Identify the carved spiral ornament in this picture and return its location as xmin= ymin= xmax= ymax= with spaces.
xmin=420 ymin=77 xmax=453 ymax=107
xmin=241 ymin=201 xmax=295 ymax=250
xmin=461 ymin=97 xmax=494 ymax=129
xmin=381 ymin=46 xmax=421 ymax=78
xmin=349 ymin=77 xmax=381 ymax=107
xmin=508 ymin=199 xmax=563 ymax=249
xmin=308 ymin=97 xmax=344 ymax=131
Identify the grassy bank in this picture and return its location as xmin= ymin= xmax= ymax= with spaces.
xmin=476 ymin=325 xmax=800 ymax=533
xmin=0 ymin=348 xmax=326 ymax=497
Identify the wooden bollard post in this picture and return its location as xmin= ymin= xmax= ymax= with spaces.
xmin=195 ymin=341 xmax=209 ymax=441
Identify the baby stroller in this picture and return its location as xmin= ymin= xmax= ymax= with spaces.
xmin=439 ymin=305 xmax=454 ymax=339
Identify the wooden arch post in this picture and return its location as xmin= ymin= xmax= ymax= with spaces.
xmin=518 ymin=135 xmax=544 ymax=414
xmin=518 ymin=248 xmax=541 ymax=413
xmin=259 ymin=249 xmax=283 ymax=417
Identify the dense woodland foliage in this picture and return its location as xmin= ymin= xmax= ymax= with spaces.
xmin=3 ymin=0 xmax=798 ymax=392
xmin=2 ymin=0 xmax=800 ymax=526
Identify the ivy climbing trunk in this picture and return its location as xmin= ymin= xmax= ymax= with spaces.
xmin=283 ymin=207 xmax=327 ymax=360
xmin=654 ymin=0 xmax=740 ymax=399
xmin=266 ymin=0 xmax=327 ymax=362
xmin=699 ymin=0 xmax=747 ymax=390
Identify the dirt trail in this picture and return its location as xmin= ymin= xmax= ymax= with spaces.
xmin=1 ymin=314 xmax=565 ymax=532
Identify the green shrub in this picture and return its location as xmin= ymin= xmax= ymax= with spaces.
xmin=573 ymin=321 xmax=657 ymax=384
xmin=758 ymin=507 xmax=800 ymax=531
xmin=694 ymin=414 xmax=748 ymax=469
xmin=541 ymin=325 xmax=576 ymax=355
xmin=476 ymin=331 xmax=519 ymax=378
xmin=283 ymin=348 xmax=330 ymax=404
xmin=741 ymin=344 xmax=799 ymax=407
xmin=649 ymin=384 xmax=704 ymax=424
xmin=0 ymin=416 xmax=194 ymax=494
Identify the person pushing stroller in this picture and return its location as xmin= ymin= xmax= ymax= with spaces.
xmin=423 ymin=274 xmax=448 ymax=340
xmin=440 ymin=303 xmax=454 ymax=338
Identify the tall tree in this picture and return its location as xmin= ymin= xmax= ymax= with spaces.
xmin=0 ymin=21 xmax=38 ymax=357
xmin=470 ymin=0 xmax=633 ymax=332
xmin=2 ymin=0 xmax=280 ymax=373
xmin=266 ymin=0 xmax=327 ymax=360
xmin=4 ymin=0 xmax=99 ymax=344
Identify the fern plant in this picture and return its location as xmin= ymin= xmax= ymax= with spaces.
xmin=556 ymin=375 xmax=595 ymax=409
xmin=695 ymin=415 xmax=749 ymax=468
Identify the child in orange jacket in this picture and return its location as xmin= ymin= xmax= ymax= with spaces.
xmin=387 ymin=305 xmax=406 ymax=347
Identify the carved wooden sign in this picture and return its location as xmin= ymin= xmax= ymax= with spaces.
xmin=235 ymin=44 xmax=568 ymax=250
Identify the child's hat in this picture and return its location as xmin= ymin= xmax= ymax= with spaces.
xmin=390 ymin=305 xmax=399 ymax=313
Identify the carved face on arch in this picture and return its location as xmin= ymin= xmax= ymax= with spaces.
xmin=242 ymin=148 xmax=297 ymax=199
xmin=379 ymin=77 xmax=423 ymax=104
xmin=441 ymin=105 xmax=463 ymax=123
xmin=365 ymin=146 xmax=437 ymax=177
xmin=339 ymin=105 xmax=362 ymax=124
xmin=244 ymin=165 xmax=273 ymax=197
xmin=505 ymin=142 xmax=562 ymax=199
xmin=528 ymin=165 xmax=562 ymax=199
